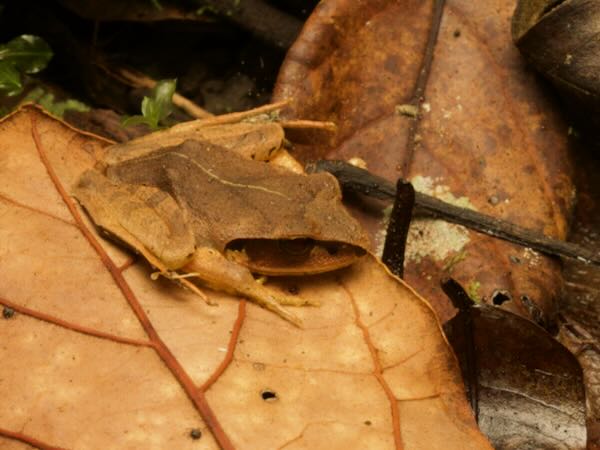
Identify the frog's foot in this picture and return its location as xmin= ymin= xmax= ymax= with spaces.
xmin=150 ymin=270 xmax=217 ymax=306
xmin=239 ymin=284 xmax=303 ymax=328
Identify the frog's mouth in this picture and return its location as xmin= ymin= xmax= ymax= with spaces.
xmin=225 ymin=238 xmax=366 ymax=276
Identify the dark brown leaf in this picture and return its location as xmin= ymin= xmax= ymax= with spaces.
xmin=446 ymin=301 xmax=586 ymax=448
xmin=443 ymin=279 xmax=587 ymax=448
xmin=558 ymin=137 xmax=600 ymax=448
xmin=273 ymin=0 xmax=575 ymax=326
xmin=513 ymin=0 xmax=600 ymax=131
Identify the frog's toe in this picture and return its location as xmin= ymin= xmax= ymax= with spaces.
xmin=276 ymin=295 xmax=319 ymax=307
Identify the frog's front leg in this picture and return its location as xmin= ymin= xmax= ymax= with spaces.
xmin=185 ymin=247 xmax=317 ymax=327
xmin=73 ymin=170 xmax=214 ymax=304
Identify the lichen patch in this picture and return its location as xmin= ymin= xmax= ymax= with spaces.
xmin=375 ymin=176 xmax=474 ymax=261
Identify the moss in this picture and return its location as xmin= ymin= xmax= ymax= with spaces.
xmin=442 ymin=251 xmax=467 ymax=273
xmin=466 ymin=280 xmax=481 ymax=303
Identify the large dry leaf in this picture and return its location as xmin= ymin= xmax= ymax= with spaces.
xmin=0 ymin=106 xmax=491 ymax=449
xmin=513 ymin=0 xmax=600 ymax=131
xmin=558 ymin=138 xmax=600 ymax=447
xmin=273 ymin=0 xmax=574 ymax=325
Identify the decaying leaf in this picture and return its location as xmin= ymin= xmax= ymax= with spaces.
xmin=512 ymin=0 xmax=600 ymax=131
xmin=273 ymin=0 xmax=574 ymax=326
xmin=0 ymin=105 xmax=492 ymax=449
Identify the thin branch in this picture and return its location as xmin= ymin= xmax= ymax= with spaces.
xmin=306 ymin=160 xmax=600 ymax=266
xmin=115 ymin=68 xmax=212 ymax=119
xmin=401 ymin=0 xmax=446 ymax=176
xmin=279 ymin=120 xmax=337 ymax=132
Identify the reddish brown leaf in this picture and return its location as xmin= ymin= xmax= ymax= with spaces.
xmin=273 ymin=0 xmax=575 ymax=325
xmin=0 ymin=106 xmax=491 ymax=449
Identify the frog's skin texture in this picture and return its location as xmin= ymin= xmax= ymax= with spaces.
xmin=74 ymin=138 xmax=369 ymax=326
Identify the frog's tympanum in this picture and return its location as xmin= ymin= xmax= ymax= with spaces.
xmin=74 ymin=137 xmax=369 ymax=326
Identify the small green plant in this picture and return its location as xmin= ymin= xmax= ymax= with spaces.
xmin=122 ymin=79 xmax=177 ymax=130
xmin=0 ymin=35 xmax=52 ymax=96
xmin=23 ymin=87 xmax=89 ymax=117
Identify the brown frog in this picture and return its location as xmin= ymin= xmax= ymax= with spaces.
xmin=74 ymin=137 xmax=369 ymax=326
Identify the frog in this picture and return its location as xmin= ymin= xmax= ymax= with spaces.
xmin=73 ymin=135 xmax=370 ymax=326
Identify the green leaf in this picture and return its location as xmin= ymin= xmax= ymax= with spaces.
xmin=139 ymin=95 xmax=159 ymax=128
xmin=22 ymin=86 xmax=45 ymax=102
xmin=151 ymin=79 xmax=176 ymax=122
xmin=22 ymin=86 xmax=90 ymax=118
xmin=124 ymin=79 xmax=176 ymax=130
xmin=0 ymin=35 xmax=53 ymax=74
xmin=121 ymin=115 xmax=153 ymax=128
xmin=0 ymin=60 xmax=22 ymax=96
xmin=58 ymin=98 xmax=90 ymax=114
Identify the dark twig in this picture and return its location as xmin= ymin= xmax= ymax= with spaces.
xmin=306 ymin=160 xmax=600 ymax=266
xmin=441 ymin=278 xmax=479 ymax=420
xmin=401 ymin=0 xmax=446 ymax=176
xmin=382 ymin=181 xmax=415 ymax=278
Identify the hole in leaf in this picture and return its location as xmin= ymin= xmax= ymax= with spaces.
xmin=492 ymin=290 xmax=511 ymax=305
xmin=261 ymin=389 xmax=278 ymax=402
xmin=2 ymin=306 xmax=14 ymax=319
xmin=189 ymin=428 xmax=202 ymax=440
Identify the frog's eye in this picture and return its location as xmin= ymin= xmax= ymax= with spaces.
xmin=277 ymin=238 xmax=315 ymax=256
xmin=322 ymin=243 xmax=339 ymax=255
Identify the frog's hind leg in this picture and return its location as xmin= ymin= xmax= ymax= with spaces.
xmin=185 ymin=247 xmax=317 ymax=327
